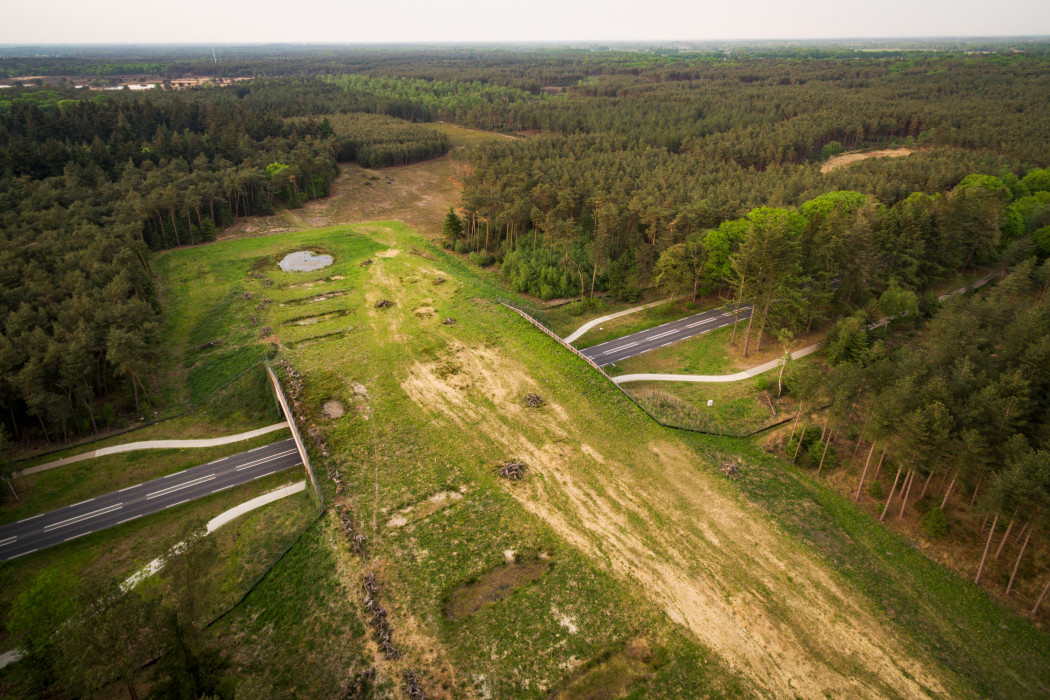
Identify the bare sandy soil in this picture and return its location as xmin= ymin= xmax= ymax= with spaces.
xmin=821 ymin=148 xmax=914 ymax=174
xmin=400 ymin=339 xmax=953 ymax=699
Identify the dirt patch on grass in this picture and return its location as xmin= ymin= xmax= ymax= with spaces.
xmin=552 ymin=638 xmax=656 ymax=700
xmin=399 ymin=344 xmax=950 ymax=698
xmin=386 ymin=489 xmax=464 ymax=528
xmin=821 ymin=148 xmax=914 ymax=174
xmin=285 ymin=310 xmax=349 ymax=326
xmin=322 ymin=400 xmax=345 ymax=419
xmin=444 ymin=558 xmax=551 ymax=621
xmin=287 ymin=328 xmax=353 ymax=349
xmin=279 ymin=291 xmax=348 ymax=306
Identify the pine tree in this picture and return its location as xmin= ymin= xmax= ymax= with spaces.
xmin=442 ymin=206 xmax=464 ymax=244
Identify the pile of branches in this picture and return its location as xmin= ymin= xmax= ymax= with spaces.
xmin=197 ymin=339 xmax=223 ymax=350
xmin=403 ymin=670 xmax=427 ymax=700
xmin=363 ymin=572 xmax=399 ymax=660
xmin=248 ymin=270 xmax=273 ymax=286
xmin=441 ymin=318 xmax=456 ymax=325
xmin=336 ymin=506 xmax=410 ymax=667
xmin=376 ymin=299 xmax=394 ymax=308
xmin=433 ymin=276 xmax=445 ymax=285
xmin=720 ymin=462 xmax=740 ymax=480
xmin=337 ymin=506 xmax=368 ymax=559
xmin=339 ymin=668 xmax=375 ymax=700
xmin=259 ymin=326 xmax=273 ymax=338
xmin=524 ymin=393 xmax=545 ymax=408
xmin=361 ymin=259 xmax=373 ymax=267
xmin=498 ymin=460 xmax=526 ymax=480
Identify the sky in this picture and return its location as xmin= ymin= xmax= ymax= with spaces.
xmin=3 ymin=0 xmax=1049 ymax=44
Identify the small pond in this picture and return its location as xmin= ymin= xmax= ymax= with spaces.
xmin=279 ymin=251 xmax=333 ymax=272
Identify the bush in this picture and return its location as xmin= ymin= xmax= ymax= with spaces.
xmin=454 ymin=241 xmax=470 ymax=254
xmin=866 ymin=479 xmax=884 ymax=499
xmin=921 ymin=507 xmax=948 ymax=539
xmin=469 ymin=251 xmax=495 ymax=267
xmin=753 ymin=376 xmax=771 ymax=392
xmin=786 ymin=426 xmax=821 ymax=462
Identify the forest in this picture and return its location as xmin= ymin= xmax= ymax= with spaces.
xmin=2 ymin=42 xmax=1049 ymax=473
xmin=0 ymin=84 xmax=451 ymax=446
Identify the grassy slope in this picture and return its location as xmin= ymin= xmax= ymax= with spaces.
xmin=151 ymin=219 xmax=1050 ymax=698
xmin=696 ymin=435 xmax=1050 ymax=699
xmin=624 ymin=374 xmax=798 ymax=436
xmin=0 ymin=472 xmax=311 ymax=653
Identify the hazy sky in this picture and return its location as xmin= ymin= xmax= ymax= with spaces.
xmin=3 ymin=0 xmax=1049 ymax=44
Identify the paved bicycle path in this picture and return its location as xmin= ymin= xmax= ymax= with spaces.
xmin=21 ymin=422 xmax=290 ymax=476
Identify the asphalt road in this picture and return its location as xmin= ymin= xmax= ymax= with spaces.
xmin=0 ymin=438 xmax=301 ymax=561
xmin=579 ymin=304 xmax=752 ymax=366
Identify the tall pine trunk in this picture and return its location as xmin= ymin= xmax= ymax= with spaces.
xmin=881 ymin=466 xmax=903 ymax=521
xmin=854 ymin=442 xmax=876 ymax=501
xmin=1006 ymin=527 xmax=1031 ymax=595
xmin=816 ymin=428 xmax=834 ymax=476
xmin=940 ymin=472 xmax=957 ymax=510
xmin=974 ymin=512 xmax=999 ymax=584
xmin=872 ymin=448 xmax=886 ymax=480
xmin=994 ymin=511 xmax=1017 ymax=560
xmin=898 ymin=469 xmax=915 ymax=517
xmin=1034 ymin=576 xmax=1050 ymax=615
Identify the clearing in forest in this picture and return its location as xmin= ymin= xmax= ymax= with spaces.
xmin=821 ymin=147 xmax=914 ymax=174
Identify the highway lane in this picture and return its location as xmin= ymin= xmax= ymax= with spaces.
xmin=0 ymin=438 xmax=301 ymax=561
xmin=579 ymin=304 xmax=752 ymax=366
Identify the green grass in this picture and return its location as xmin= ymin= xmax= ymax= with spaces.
xmin=148 ymin=219 xmax=1050 ymax=698
xmin=156 ymin=221 xmax=753 ymax=698
xmin=0 ymin=471 xmax=309 ymax=653
xmin=211 ymin=515 xmax=369 ymax=698
xmin=607 ymin=324 xmax=741 ymax=376
xmin=152 ymin=224 xmax=386 ymax=405
xmin=624 ymin=375 xmax=796 ymax=436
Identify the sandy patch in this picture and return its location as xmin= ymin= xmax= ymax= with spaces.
xmin=821 ymin=148 xmax=914 ymax=174
xmin=322 ymin=400 xmax=345 ymax=419
xmin=377 ymin=248 xmax=401 ymax=258
xmin=386 ymin=490 xmax=463 ymax=529
xmin=399 ymin=344 xmax=950 ymax=699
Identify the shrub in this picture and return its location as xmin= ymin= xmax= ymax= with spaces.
xmin=921 ymin=508 xmax=948 ymax=539
xmin=866 ymin=480 xmax=884 ymax=499
xmin=454 ymin=241 xmax=470 ymax=254
xmin=753 ymin=376 xmax=770 ymax=392
xmin=469 ymin=251 xmax=495 ymax=267
xmin=786 ymin=426 xmax=821 ymax=462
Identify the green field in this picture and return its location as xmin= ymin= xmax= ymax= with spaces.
xmin=142 ymin=220 xmax=1050 ymax=698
